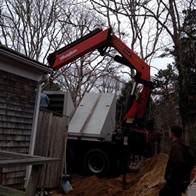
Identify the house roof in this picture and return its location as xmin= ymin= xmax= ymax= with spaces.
xmin=0 ymin=44 xmax=52 ymax=74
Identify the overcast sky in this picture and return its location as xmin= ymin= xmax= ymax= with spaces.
xmin=151 ymin=57 xmax=174 ymax=76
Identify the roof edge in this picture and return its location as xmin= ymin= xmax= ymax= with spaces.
xmin=0 ymin=45 xmax=52 ymax=74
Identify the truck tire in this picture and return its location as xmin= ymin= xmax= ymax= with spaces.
xmin=83 ymin=148 xmax=110 ymax=177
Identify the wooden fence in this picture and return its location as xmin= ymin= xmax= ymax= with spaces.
xmin=34 ymin=110 xmax=69 ymax=189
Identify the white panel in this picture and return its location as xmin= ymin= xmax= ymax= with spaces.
xmin=68 ymin=93 xmax=116 ymax=141
xmin=64 ymin=92 xmax=75 ymax=117
xmin=68 ymin=93 xmax=101 ymax=134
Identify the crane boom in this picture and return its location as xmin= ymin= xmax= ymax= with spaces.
xmin=47 ymin=28 xmax=154 ymax=123
xmin=48 ymin=28 xmax=150 ymax=81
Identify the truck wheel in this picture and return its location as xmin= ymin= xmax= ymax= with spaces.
xmin=83 ymin=148 xmax=110 ymax=177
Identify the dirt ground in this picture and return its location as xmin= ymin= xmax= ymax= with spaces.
xmin=51 ymin=153 xmax=170 ymax=196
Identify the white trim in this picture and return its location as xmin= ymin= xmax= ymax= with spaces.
xmin=0 ymin=46 xmax=52 ymax=81
xmin=0 ymin=61 xmax=44 ymax=81
xmin=25 ymin=82 xmax=42 ymax=189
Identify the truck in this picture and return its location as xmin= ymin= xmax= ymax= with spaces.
xmin=46 ymin=28 xmax=159 ymax=177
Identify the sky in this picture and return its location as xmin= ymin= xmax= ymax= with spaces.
xmin=150 ymin=57 xmax=174 ymax=76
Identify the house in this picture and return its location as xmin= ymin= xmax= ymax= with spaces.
xmin=0 ymin=44 xmax=52 ymax=188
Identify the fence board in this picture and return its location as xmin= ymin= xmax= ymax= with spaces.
xmin=34 ymin=110 xmax=69 ymax=188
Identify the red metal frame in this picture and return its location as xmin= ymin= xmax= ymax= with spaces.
xmin=50 ymin=29 xmax=110 ymax=70
xmin=109 ymin=35 xmax=150 ymax=81
xmin=48 ymin=28 xmax=153 ymax=122
xmin=49 ymin=28 xmax=150 ymax=81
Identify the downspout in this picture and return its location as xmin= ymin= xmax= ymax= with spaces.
xmin=24 ymin=76 xmax=44 ymax=188
xmin=29 ymin=81 xmax=42 ymax=155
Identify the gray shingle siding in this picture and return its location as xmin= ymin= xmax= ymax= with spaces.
xmin=0 ymin=69 xmax=37 ymax=188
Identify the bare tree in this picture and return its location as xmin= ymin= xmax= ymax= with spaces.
xmin=0 ymin=0 xmax=127 ymax=106
xmin=52 ymin=4 xmax=127 ymax=105
xmin=87 ymin=0 xmax=167 ymax=63
xmin=137 ymin=0 xmax=196 ymax=143
xmin=86 ymin=0 xmax=196 ymax=147
xmin=0 ymin=0 xmax=68 ymax=62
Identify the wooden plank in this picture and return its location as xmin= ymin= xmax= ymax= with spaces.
xmin=0 ymin=151 xmax=60 ymax=195
xmin=0 ymin=150 xmax=40 ymax=159
xmin=0 ymin=135 xmax=30 ymax=141
xmin=0 ymin=185 xmax=25 ymax=196
xmin=0 ymin=148 xmax=29 ymax=154
xmin=45 ymin=115 xmax=65 ymax=187
xmin=0 ymin=129 xmax=31 ymax=136
xmin=3 ymin=170 xmax=26 ymax=178
xmin=35 ymin=112 xmax=69 ymax=188
xmin=2 ymin=176 xmax=25 ymax=186
xmin=2 ymin=166 xmax=26 ymax=173
xmin=0 ymin=141 xmax=30 ymax=148
xmin=48 ymin=115 xmax=68 ymax=187
xmin=43 ymin=112 xmax=54 ymax=187
xmin=25 ymin=165 xmax=42 ymax=196
xmin=35 ymin=111 xmax=53 ymax=188
xmin=0 ymin=157 xmax=61 ymax=168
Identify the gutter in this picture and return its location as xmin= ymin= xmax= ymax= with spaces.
xmin=0 ymin=45 xmax=52 ymax=74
